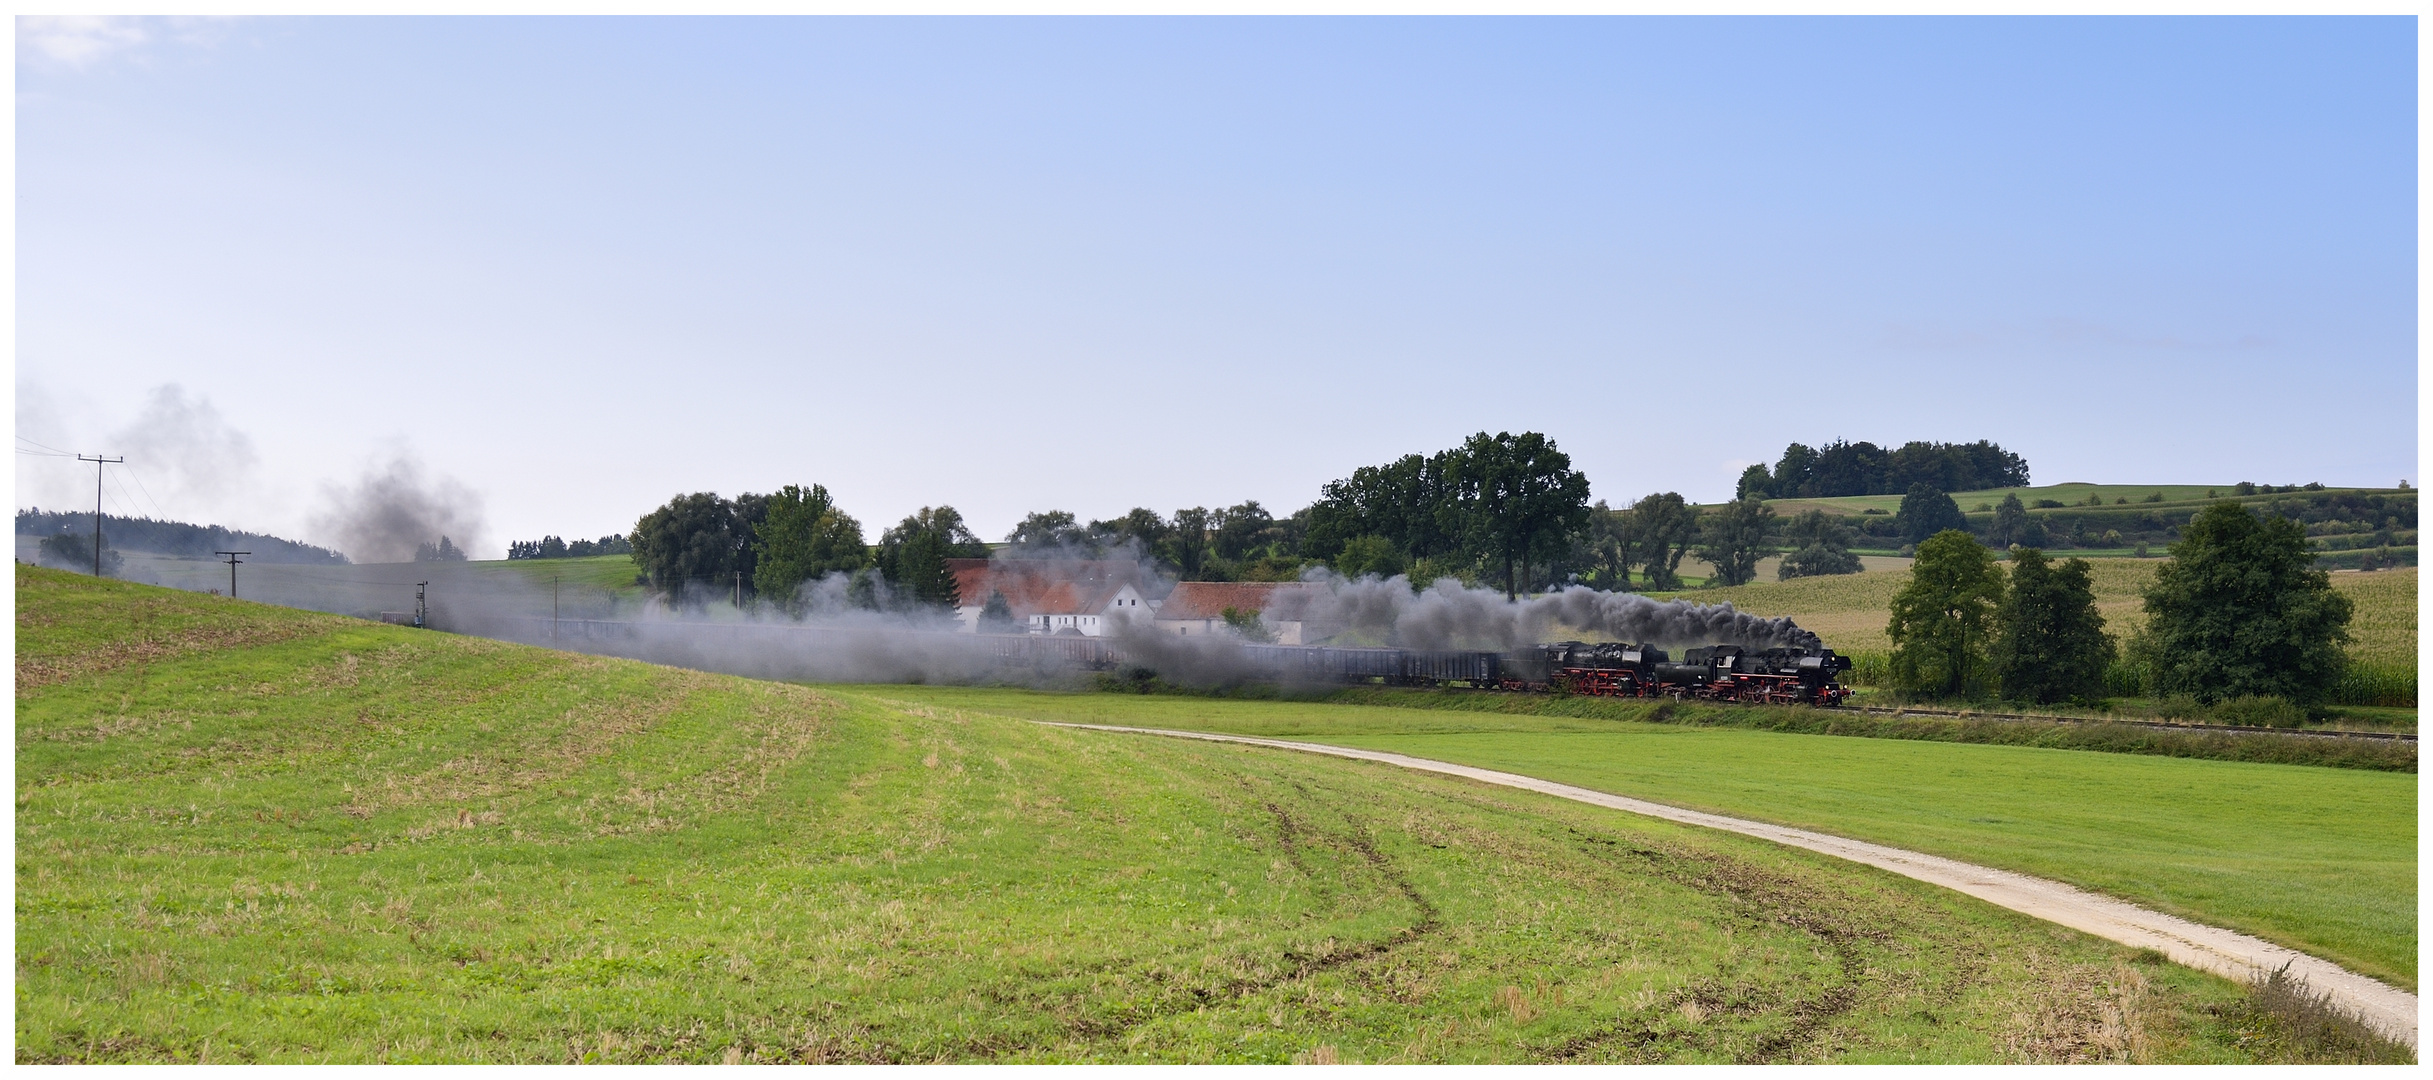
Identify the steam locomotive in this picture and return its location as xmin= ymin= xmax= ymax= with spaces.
xmin=1228 ymin=640 xmax=1855 ymax=705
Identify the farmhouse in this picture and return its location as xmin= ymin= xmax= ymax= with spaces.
xmin=1153 ymin=580 xmax=1335 ymax=645
xmin=947 ymin=558 xmax=1158 ymax=636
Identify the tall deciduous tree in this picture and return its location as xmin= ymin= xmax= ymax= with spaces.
xmin=1166 ymin=507 xmax=1212 ymax=577
xmin=1090 ymin=508 xmax=1170 ymax=553
xmin=1003 ymin=510 xmax=1086 ymax=555
xmin=1695 ymin=497 xmax=1774 ymax=587
xmin=1990 ymin=548 xmax=2115 ymax=704
xmin=632 ymin=492 xmax=747 ymax=591
xmin=753 ymin=484 xmax=868 ymax=604
xmin=1213 ymin=501 xmax=1276 ymax=563
xmin=881 ymin=506 xmax=984 ymax=610
xmin=1616 ymin=492 xmax=1698 ymax=590
xmin=1302 ymin=452 xmax=1463 ymax=564
xmin=1446 ymin=431 xmax=1592 ymax=599
xmin=1888 ymin=530 xmax=2006 ymax=699
xmin=1986 ymin=493 xmax=2030 ymax=548
xmin=2142 ymin=501 xmax=2353 ymax=704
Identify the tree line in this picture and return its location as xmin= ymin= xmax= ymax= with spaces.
xmin=14 ymin=509 xmax=348 ymax=565
xmin=623 ymin=429 xmax=1968 ymax=611
xmin=620 ymin=485 xmax=987 ymax=612
xmin=1737 ymin=439 xmax=2029 ymax=500
xmin=1887 ymin=502 xmax=2353 ymax=712
xmin=506 ymin=534 xmax=633 ymax=560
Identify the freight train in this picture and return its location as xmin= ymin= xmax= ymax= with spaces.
xmin=1230 ymin=641 xmax=1854 ymax=705
xmin=523 ymin=617 xmax=1853 ymax=705
xmin=971 ymin=633 xmax=1855 ymax=705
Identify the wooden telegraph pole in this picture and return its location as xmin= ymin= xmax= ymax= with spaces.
xmin=75 ymin=454 xmax=124 ymax=576
xmin=215 ymin=550 xmax=250 ymax=598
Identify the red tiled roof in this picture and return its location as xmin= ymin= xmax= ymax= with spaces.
xmin=952 ymin=559 xmax=1146 ymax=618
xmin=1157 ymin=581 xmax=1322 ymax=622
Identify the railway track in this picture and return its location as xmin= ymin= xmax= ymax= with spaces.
xmin=456 ymin=616 xmax=2415 ymax=743
xmin=1846 ymin=703 xmax=2416 ymax=742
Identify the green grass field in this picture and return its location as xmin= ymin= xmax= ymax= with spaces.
xmin=1763 ymin=483 xmax=2402 ymax=519
xmin=17 ymin=566 xmax=2313 ymax=1063
xmin=478 ymin=553 xmax=645 ymax=592
xmin=865 ymin=687 xmax=2418 ymax=993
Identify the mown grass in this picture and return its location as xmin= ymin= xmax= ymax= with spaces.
xmin=869 ymin=685 xmax=2418 ymax=994
xmin=19 ymin=566 xmax=2283 ymax=1063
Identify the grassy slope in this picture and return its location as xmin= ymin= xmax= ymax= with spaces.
xmin=1661 ymin=564 xmax=2415 ymax=666
xmin=865 ymin=687 xmax=2418 ymax=992
xmin=17 ymin=567 xmax=2269 ymax=1064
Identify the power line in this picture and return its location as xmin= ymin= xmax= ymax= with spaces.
xmin=118 ymin=462 xmax=172 ymax=520
xmin=15 ymin=435 xmax=75 ymax=456
xmin=105 ymin=468 xmax=151 ymax=521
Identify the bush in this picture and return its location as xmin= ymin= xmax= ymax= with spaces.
xmin=2210 ymin=695 xmax=2306 ymax=729
xmin=2154 ymin=695 xmax=2208 ymax=721
xmin=35 ymin=534 xmax=121 ymax=577
xmin=1778 ymin=542 xmax=1863 ymax=580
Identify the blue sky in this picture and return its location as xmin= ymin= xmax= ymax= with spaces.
xmin=15 ymin=16 xmax=2417 ymax=559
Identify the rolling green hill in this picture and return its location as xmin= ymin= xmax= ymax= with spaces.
xmin=17 ymin=566 xmax=2318 ymax=1063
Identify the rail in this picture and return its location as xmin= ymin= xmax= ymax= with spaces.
xmin=1848 ymin=704 xmax=2416 ymax=742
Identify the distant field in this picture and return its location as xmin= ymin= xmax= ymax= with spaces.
xmin=1666 ymin=564 xmax=2415 ymax=667
xmin=477 ymin=553 xmax=646 ymax=598
xmin=875 ymin=686 xmax=2418 ymax=993
xmin=1761 ymin=483 xmax=2401 ymax=518
xmin=25 ymin=567 xmax=2288 ymax=1063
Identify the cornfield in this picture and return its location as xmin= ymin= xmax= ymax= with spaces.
xmin=1841 ymin=650 xmax=1892 ymax=688
xmin=2331 ymin=663 xmax=2417 ymax=708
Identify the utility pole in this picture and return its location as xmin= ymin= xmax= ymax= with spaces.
xmin=76 ymin=454 xmax=124 ymax=576
xmin=214 ymin=550 xmax=250 ymax=598
xmin=553 ymin=575 xmax=560 ymax=642
xmin=733 ymin=570 xmax=742 ymax=609
xmin=415 ymin=581 xmax=428 ymax=629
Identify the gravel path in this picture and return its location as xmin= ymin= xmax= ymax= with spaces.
xmin=1046 ymin=722 xmax=2419 ymax=1050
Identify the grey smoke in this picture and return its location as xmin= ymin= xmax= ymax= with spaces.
xmin=1269 ymin=568 xmax=1822 ymax=653
xmin=122 ymin=535 xmax=1819 ymax=692
xmin=107 ymin=384 xmax=259 ymax=511
xmin=311 ymin=454 xmax=487 ymax=564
